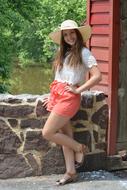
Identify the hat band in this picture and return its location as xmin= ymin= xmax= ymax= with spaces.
xmin=61 ymin=25 xmax=78 ymax=30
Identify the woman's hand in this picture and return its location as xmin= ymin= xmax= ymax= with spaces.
xmin=64 ymin=66 xmax=102 ymax=94
xmin=42 ymin=97 xmax=49 ymax=108
xmin=64 ymin=85 xmax=80 ymax=94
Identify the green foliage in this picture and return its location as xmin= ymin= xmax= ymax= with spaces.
xmin=35 ymin=0 xmax=87 ymax=62
xmin=0 ymin=0 xmax=86 ymax=93
xmin=0 ymin=0 xmax=14 ymax=92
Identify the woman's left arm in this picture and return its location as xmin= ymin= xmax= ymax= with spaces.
xmin=76 ymin=66 xmax=102 ymax=94
xmin=66 ymin=66 xmax=102 ymax=94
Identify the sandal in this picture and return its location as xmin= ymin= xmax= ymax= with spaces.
xmin=56 ymin=172 xmax=77 ymax=185
xmin=75 ymin=144 xmax=89 ymax=169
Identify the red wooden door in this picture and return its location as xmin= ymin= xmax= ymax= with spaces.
xmin=87 ymin=0 xmax=120 ymax=155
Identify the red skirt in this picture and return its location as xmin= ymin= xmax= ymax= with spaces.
xmin=47 ymin=80 xmax=81 ymax=117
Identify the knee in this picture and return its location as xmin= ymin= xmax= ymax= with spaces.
xmin=42 ymin=128 xmax=51 ymax=140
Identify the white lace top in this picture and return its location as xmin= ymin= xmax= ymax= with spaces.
xmin=55 ymin=47 xmax=97 ymax=85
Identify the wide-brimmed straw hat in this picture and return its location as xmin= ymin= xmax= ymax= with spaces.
xmin=49 ymin=19 xmax=92 ymax=44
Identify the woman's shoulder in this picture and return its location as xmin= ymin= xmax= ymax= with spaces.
xmin=81 ymin=47 xmax=91 ymax=55
xmin=81 ymin=47 xmax=92 ymax=61
xmin=81 ymin=47 xmax=97 ymax=67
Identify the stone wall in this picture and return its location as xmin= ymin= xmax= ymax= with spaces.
xmin=0 ymin=92 xmax=108 ymax=179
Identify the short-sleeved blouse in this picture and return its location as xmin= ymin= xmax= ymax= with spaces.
xmin=54 ymin=47 xmax=97 ymax=85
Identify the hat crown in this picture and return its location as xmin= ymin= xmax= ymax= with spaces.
xmin=49 ymin=19 xmax=91 ymax=44
xmin=60 ymin=20 xmax=78 ymax=30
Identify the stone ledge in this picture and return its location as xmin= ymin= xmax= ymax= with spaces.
xmin=77 ymin=152 xmax=127 ymax=173
xmin=106 ymin=155 xmax=127 ymax=171
xmin=77 ymin=150 xmax=107 ymax=173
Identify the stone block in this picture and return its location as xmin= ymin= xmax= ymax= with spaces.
xmin=20 ymin=118 xmax=41 ymax=129
xmin=96 ymin=93 xmax=107 ymax=102
xmin=105 ymin=155 xmax=127 ymax=171
xmin=95 ymin=142 xmax=107 ymax=151
xmin=24 ymin=130 xmax=49 ymax=152
xmin=3 ymin=98 xmax=22 ymax=104
xmin=0 ymin=105 xmax=34 ymax=118
xmin=21 ymin=118 xmax=47 ymax=129
xmin=81 ymin=94 xmax=93 ymax=108
xmin=77 ymin=151 xmax=107 ymax=173
xmin=93 ymin=130 xmax=99 ymax=142
xmin=27 ymin=98 xmax=37 ymax=102
xmin=74 ymin=131 xmax=92 ymax=151
xmin=0 ymin=120 xmax=21 ymax=153
xmin=42 ymin=146 xmax=65 ymax=175
xmin=73 ymin=123 xmax=87 ymax=131
xmin=20 ymin=132 xmax=24 ymax=141
xmin=25 ymin=153 xmax=42 ymax=175
xmin=36 ymin=100 xmax=49 ymax=117
xmin=71 ymin=110 xmax=88 ymax=121
xmin=8 ymin=119 xmax=18 ymax=128
xmin=0 ymin=154 xmax=34 ymax=179
xmin=91 ymin=104 xmax=108 ymax=129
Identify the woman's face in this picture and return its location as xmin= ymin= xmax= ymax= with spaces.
xmin=62 ymin=29 xmax=77 ymax=46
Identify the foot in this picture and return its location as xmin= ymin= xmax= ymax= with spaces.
xmin=75 ymin=144 xmax=89 ymax=169
xmin=56 ymin=172 xmax=77 ymax=185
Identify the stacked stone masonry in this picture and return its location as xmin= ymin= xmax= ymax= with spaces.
xmin=0 ymin=92 xmax=108 ymax=179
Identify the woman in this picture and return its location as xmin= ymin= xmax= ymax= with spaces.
xmin=42 ymin=19 xmax=102 ymax=185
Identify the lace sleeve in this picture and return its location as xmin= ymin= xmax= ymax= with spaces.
xmin=82 ymin=48 xmax=97 ymax=69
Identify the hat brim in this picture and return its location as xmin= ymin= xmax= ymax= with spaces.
xmin=49 ymin=25 xmax=92 ymax=44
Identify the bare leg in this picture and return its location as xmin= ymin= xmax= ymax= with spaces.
xmin=61 ymin=123 xmax=88 ymax=168
xmin=42 ymin=112 xmax=82 ymax=152
xmin=42 ymin=112 xmax=85 ymax=185
xmin=61 ymin=122 xmax=75 ymax=174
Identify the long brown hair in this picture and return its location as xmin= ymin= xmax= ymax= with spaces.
xmin=53 ymin=29 xmax=86 ymax=71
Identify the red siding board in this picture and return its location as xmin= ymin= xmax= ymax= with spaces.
xmin=100 ymin=73 xmax=108 ymax=85
xmin=91 ymin=1 xmax=110 ymax=13
xmin=91 ymin=13 xmax=110 ymax=25
xmin=91 ymin=47 xmax=109 ymax=61
xmin=91 ymin=35 xmax=109 ymax=47
xmin=97 ymin=62 xmax=109 ymax=73
xmin=92 ymin=25 xmax=110 ymax=34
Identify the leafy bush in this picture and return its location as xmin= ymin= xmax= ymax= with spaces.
xmin=0 ymin=0 xmax=86 ymax=93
